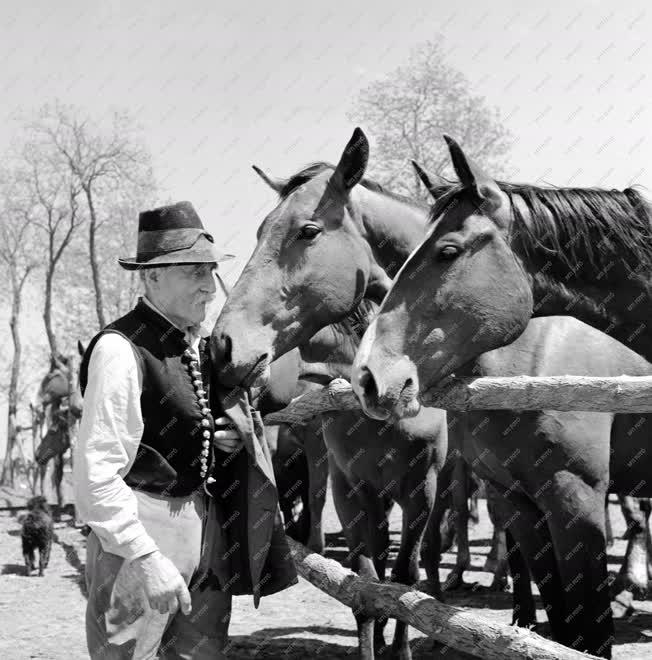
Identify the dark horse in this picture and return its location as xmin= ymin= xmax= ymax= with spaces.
xmin=352 ymin=140 xmax=652 ymax=658
xmin=213 ymin=135 xmax=448 ymax=659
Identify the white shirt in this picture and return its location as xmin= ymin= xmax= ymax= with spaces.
xmin=73 ymin=298 xmax=202 ymax=560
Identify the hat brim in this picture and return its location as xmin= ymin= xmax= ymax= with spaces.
xmin=118 ymin=245 xmax=235 ymax=271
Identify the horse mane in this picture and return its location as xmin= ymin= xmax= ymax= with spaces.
xmin=279 ymin=161 xmax=426 ymax=210
xmin=335 ymin=297 xmax=378 ymax=341
xmin=431 ymin=181 xmax=652 ymax=274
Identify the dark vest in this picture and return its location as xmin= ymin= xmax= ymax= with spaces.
xmin=80 ymin=298 xmax=218 ymax=497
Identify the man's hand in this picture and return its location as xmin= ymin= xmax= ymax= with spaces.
xmin=131 ymin=550 xmax=192 ymax=615
xmin=214 ymin=415 xmax=244 ymax=453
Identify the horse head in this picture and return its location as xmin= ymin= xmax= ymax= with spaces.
xmin=212 ymin=128 xmax=428 ymax=389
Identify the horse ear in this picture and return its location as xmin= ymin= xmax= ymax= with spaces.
xmin=443 ymin=135 xmax=502 ymax=211
xmin=411 ymin=160 xmax=453 ymax=200
xmin=77 ymin=340 xmax=86 ymax=357
xmin=331 ymin=127 xmax=369 ymax=193
xmin=252 ymin=165 xmax=285 ymax=194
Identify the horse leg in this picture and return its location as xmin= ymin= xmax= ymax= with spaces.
xmin=505 ymin=529 xmax=537 ymax=628
xmin=38 ymin=463 xmax=46 ymax=497
xmin=304 ymin=418 xmax=329 ymax=553
xmin=613 ymin=495 xmax=650 ymax=615
xmin=468 ymin=470 xmax=480 ymax=526
xmin=445 ymin=456 xmax=471 ymax=591
xmin=52 ymin=454 xmax=64 ymax=521
xmin=420 ymin=465 xmax=444 ymax=600
xmin=542 ymin=479 xmax=613 ymax=658
xmin=390 ymin=460 xmax=437 ymax=660
xmin=485 ymin=483 xmax=509 ymax=591
xmin=329 ymin=457 xmax=376 ymax=660
xmin=605 ymin=494 xmax=614 ymax=547
xmin=431 ymin=458 xmax=454 ymax=557
xmin=491 ymin=484 xmax=569 ymax=645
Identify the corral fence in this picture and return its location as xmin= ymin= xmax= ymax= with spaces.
xmin=264 ymin=374 xmax=652 ymax=660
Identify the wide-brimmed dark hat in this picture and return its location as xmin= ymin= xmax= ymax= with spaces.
xmin=118 ymin=201 xmax=235 ymax=270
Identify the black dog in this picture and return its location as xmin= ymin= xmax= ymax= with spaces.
xmin=21 ymin=495 xmax=54 ymax=576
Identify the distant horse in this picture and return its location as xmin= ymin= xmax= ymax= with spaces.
xmin=352 ymin=140 xmax=652 ymax=658
xmin=34 ymin=344 xmax=84 ymax=512
xmin=213 ymin=136 xmax=448 ymax=659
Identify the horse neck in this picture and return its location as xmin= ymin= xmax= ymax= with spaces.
xmin=510 ymin=193 xmax=652 ymax=361
xmin=356 ymin=187 xmax=429 ymax=276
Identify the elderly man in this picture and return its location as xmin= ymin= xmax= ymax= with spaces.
xmin=74 ymin=202 xmax=296 ymax=659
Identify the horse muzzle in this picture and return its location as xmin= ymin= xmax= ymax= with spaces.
xmin=352 ymin=355 xmax=422 ymax=421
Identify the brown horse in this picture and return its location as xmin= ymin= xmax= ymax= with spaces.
xmin=213 ymin=132 xmax=448 ymax=659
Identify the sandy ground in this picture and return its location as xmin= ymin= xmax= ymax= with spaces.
xmin=2 ymin=486 xmax=652 ymax=660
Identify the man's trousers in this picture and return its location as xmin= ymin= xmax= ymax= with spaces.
xmin=85 ymin=490 xmax=232 ymax=659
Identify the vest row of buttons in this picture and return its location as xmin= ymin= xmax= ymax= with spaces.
xmin=183 ymin=347 xmax=213 ymax=482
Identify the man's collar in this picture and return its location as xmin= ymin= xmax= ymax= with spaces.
xmin=138 ymin=297 xmax=201 ymax=348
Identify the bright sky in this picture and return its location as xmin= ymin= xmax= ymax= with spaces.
xmin=1 ymin=0 xmax=650 ymax=286
xmin=0 ymin=0 xmax=650 ymax=452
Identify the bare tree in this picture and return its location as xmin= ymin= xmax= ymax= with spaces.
xmin=19 ymin=142 xmax=83 ymax=356
xmin=30 ymin=103 xmax=156 ymax=328
xmin=349 ymin=39 xmax=512 ymax=201
xmin=0 ymin=173 xmax=39 ymax=487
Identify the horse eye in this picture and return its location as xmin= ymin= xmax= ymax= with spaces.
xmin=299 ymin=224 xmax=321 ymax=240
xmin=437 ymin=245 xmax=461 ymax=261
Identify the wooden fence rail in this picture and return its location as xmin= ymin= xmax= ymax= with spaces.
xmin=263 ymin=375 xmax=652 ymax=425
xmin=288 ymin=538 xmax=597 ymax=660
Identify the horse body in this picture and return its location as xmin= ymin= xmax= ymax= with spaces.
xmin=214 ymin=129 xmax=650 ymax=658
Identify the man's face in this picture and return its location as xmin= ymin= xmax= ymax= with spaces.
xmin=153 ymin=263 xmax=218 ymax=327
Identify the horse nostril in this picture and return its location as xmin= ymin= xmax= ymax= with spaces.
xmin=358 ymin=367 xmax=379 ymax=405
xmin=212 ymin=332 xmax=232 ymax=365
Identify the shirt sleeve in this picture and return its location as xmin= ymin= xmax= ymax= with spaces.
xmin=72 ymin=332 xmax=158 ymax=560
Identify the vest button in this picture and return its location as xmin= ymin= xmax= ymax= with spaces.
xmin=193 ymin=379 xmax=203 ymax=388
xmin=201 ymin=419 xmax=210 ymax=428
xmin=196 ymin=389 xmax=206 ymax=397
xmin=202 ymin=407 xmax=211 ymax=415
xmin=203 ymin=430 xmax=211 ymax=439
xmin=198 ymin=397 xmax=208 ymax=406
xmin=191 ymin=370 xmax=202 ymax=378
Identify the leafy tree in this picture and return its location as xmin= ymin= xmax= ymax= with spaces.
xmin=349 ymin=39 xmax=511 ymax=201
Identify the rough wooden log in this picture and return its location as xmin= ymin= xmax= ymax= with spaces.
xmin=263 ymin=376 xmax=652 ymax=425
xmin=288 ymin=538 xmax=597 ymax=660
